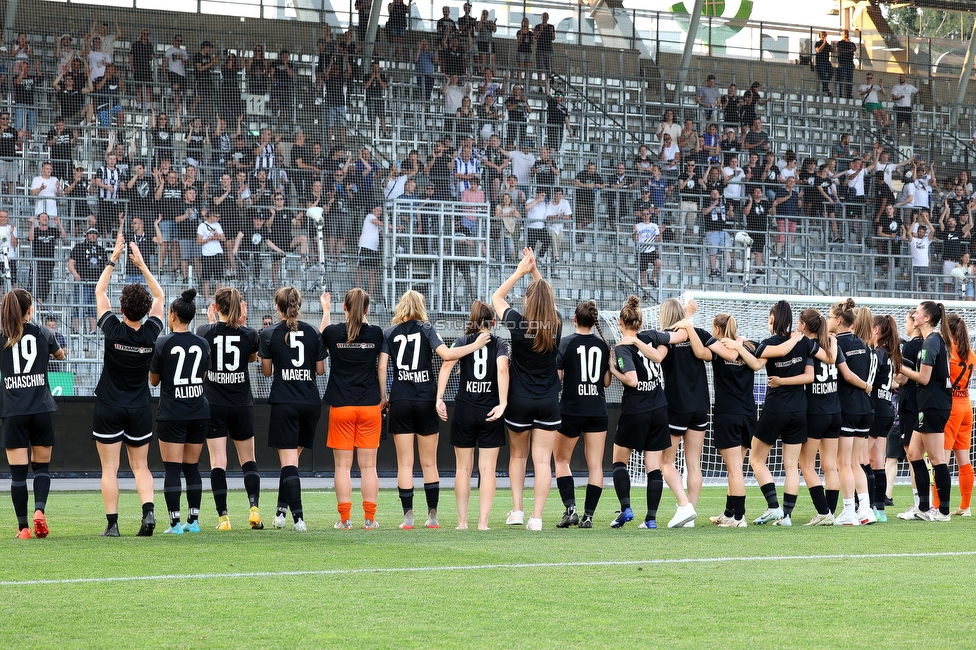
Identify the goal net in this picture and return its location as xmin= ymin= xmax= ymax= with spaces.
xmin=598 ymin=290 xmax=976 ymax=488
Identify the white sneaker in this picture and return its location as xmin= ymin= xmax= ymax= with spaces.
xmin=858 ymin=507 xmax=877 ymax=525
xmin=771 ymin=514 xmax=792 ymax=527
xmin=682 ymin=519 xmax=695 ymax=528
xmin=718 ymin=517 xmax=747 ymax=528
xmin=525 ymin=517 xmax=543 ymax=531
xmin=293 ymin=518 xmax=307 ymax=532
xmin=806 ymin=513 xmax=835 ymax=526
xmin=272 ymin=513 xmax=287 ymax=529
xmin=506 ymin=510 xmax=525 ymax=525
xmin=951 ymin=507 xmax=972 ymax=517
xmin=897 ymin=505 xmax=919 ymax=520
xmin=667 ymin=503 xmax=697 ymax=528
xmin=917 ymin=508 xmax=950 ymax=522
xmin=752 ymin=506 xmax=784 ymax=525
xmin=834 ymin=510 xmax=860 ymax=526
xmin=709 ymin=513 xmax=730 ymax=525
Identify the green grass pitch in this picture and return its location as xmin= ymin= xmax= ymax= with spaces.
xmin=2 ymin=486 xmax=975 ymax=649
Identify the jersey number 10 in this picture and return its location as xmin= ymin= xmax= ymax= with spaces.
xmin=576 ymin=345 xmax=602 ymax=383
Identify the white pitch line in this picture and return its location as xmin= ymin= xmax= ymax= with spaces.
xmin=2 ymin=550 xmax=975 ymax=587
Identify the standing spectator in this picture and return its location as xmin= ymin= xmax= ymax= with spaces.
xmin=356 ymin=205 xmax=383 ymax=296
xmin=743 ymin=186 xmax=770 ymax=273
xmin=271 ymin=49 xmax=295 ymax=120
xmin=699 ymin=123 xmax=720 ymax=165
xmin=0 ymin=210 xmax=18 ymax=284
xmin=30 ymin=162 xmax=61 ymax=217
xmin=155 ymin=168 xmax=184 ymax=274
xmin=771 ymin=176 xmax=802 ymax=257
xmin=524 ymin=190 xmax=551 ymax=262
xmin=738 ymin=82 xmax=766 ymax=132
xmin=890 ymin=74 xmax=919 ymax=137
xmin=53 ymin=71 xmax=94 ymax=125
xmin=436 ymin=6 xmax=458 ymax=50
xmin=458 ymin=3 xmax=477 ymax=44
xmin=504 ymin=85 xmax=531 ymax=150
xmin=507 ymin=140 xmax=536 ymax=197
xmin=440 ymin=36 xmax=467 ymax=78
xmin=323 ymin=64 xmax=348 ymax=146
xmin=45 ymin=316 xmax=68 ymax=371
xmin=190 ymin=40 xmax=219 ymax=118
xmin=128 ymin=215 xmax=157 ymax=283
xmin=387 ymin=0 xmax=411 ymax=60
xmin=364 ymin=61 xmax=388 ymax=137
xmin=495 ymin=191 xmax=520 ymax=260
xmin=720 ymin=83 xmax=740 ymax=129
xmin=482 ymin=134 xmax=510 ymax=201
xmin=150 ymin=108 xmax=179 ymax=166
xmin=695 ymin=75 xmax=721 ymax=121
xmin=544 ymin=83 xmax=573 ymax=152
xmin=130 ymin=28 xmax=155 ymax=110
xmin=356 ymin=0 xmax=373 ymax=41
xmin=531 ymin=147 xmax=559 ymax=198
xmin=13 ymin=60 xmax=42 ymax=142
xmin=633 ymin=208 xmax=663 ymax=289
xmin=219 ymin=54 xmax=244 ymax=123
xmin=514 ymin=18 xmax=534 ymax=84
xmin=440 ymin=74 xmax=470 ymax=138
xmin=414 ymin=40 xmax=436 ymax=105
xmin=574 ymin=161 xmax=604 ymax=238
xmin=164 ymin=35 xmax=188 ymax=111
xmin=546 ymin=187 xmax=572 ymax=258
xmin=834 ymin=30 xmax=857 ymax=99
xmin=646 ymin=164 xmax=670 ymax=208
xmin=94 ymin=153 xmax=123 ymax=235
xmin=658 ymin=133 xmax=680 ymax=177
xmin=703 ymin=188 xmax=733 ymax=277
xmin=475 ymin=9 xmax=497 ymax=73
xmin=722 ymin=154 xmax=746 ymax=205
xmin=46 ymin=119 xmax=78 ymax=185
xmin=609 ymin=162 xmax=638 ymax=229
xmin=814 ymin=31 xmax=834 ymax=97
xmin=534 ymin=12 xmax=556 ymax=84
xmin=197 ymin=210 xmax=226 ymax=302
xmin=453 ymin=144 xmax=480 ymax=197
xmin=28 ymin=212 xmax=65 ymax=304
xmin=858 ymin=73 xmax=888 ymax=133
xmin=94 ymin=63 xmax=124 ymax=131
xmin=85 ymin=36 xmax=111 ymax=83
xmin=656 ymin=108 xmax=680 ymax=145
xmin=56 ymin=34 xmax=80 ymax=76
xmin=313 ymin=34 xmax=335 ymax=104
xmin=176 ymin=187 xmax=203 ymax=283
xmin=908 ymin=217 xmax=936 ymax=292
xmin=678 ymin=118 xmax=701 ymax=165
xmin=843 ymin=157 xmax=868 ymax=222
xmin=68 ymin=227 xmax=107 ymax=333
xmin=88 ymin=19 xmax=122 ymax=60
xmin=816 ymin=163 xmax=844 ymax=243
xmin=246 ymin=45 xmax=271 ymax=96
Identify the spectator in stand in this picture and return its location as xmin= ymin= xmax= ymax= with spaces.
xmin=53 ymin=70 xmax=94 ymax=125
xmin=94 ymin=63 xmax=124 ymax=132
xmin=514 ymin=17 xmax=534 ymax=84
xmin=544 ymin=82 xmax=573 ymax=153
xmin=495 ymin=191 xmax=520 ymax=261
xmin=743 ymin=186 xmax=770 ymax=273
xmin=441 ymin=74 xmax=470 ymax=139
xmin=62 ymin=167 xmax=90 ymax=223
xmin=28 ymin=212 xmax=65 ymax=305
xmin=94 ymin=153 xmax=124 ymax=236
xmin=190 ymin=40 xmax=220 ymax=119
xmin=524 ymin=189 xmax=551 ymax=263
xmin=356 ymin=205 xmax=383 ymax=296
xmin=356 ymin=0 xmax=373 ymax=41
xmin=720 ymin=83 xmax=740 ymax=129
xmin=30 ymin=162 xmax=61 ymax=217
xmin=46 ymin=119 xmax=78 ymax=187
xmin=246 ymin=45 xmax=271 ymax=96
xmin=453 ymin=144 xmax=480 ymax=197
xmin=609 ymin=162 xmax=638 ymax=229
xmin=88 ymin=19 xmax=121 ymax=60
xmin=313 ymin=34 xmax=335 ymax=105
xmin=631 ymin=188 xmax=655 ymax=222
xmin=890 ymin=74 xmax=919 ymax=137
xmin=476 ymin=9 xmax=497 ymax=73
xmin=436 ymin=5 xmax=458 ymax=49
xmin=778 ymin=151 xmax=798 ymax=183
xmin=842 ymin=156 xmax=868 ymax=223
xmin=56 ymin=34 xmax=80 ymax=77
xmin=440 ymin=35 xmax=468 ymax=78
xmin=759 ymin=151 xmax=779 ymax=201
xmin=646 ymin=164 xmax=669 ymax=209
xmin=176 ymin=187 xmax=203 ymax=283
xmin=633 ymin=207 xmax=663 ymax=290
xmin=219 ymin=54 xmax=245 ymax=123
xmin=696 ymin=75 xmax=721 ymax=121
xmin=84 ymin=35 xmax=110 ymax=83
xmin=414 ymin=40 xmax=436 ymax=105
xmin=13 ymin=59 xmax=41 ymax=142
xmin=703 ymin=187 xmax=734 ymax=278
xmin=197 ymin=209 xmax=226 ymax=303
xmin=455 ymin=96 xmax=478 ymax=141
xmin=504 ymin=84 xmax=531 ymax=150
xmin=676 ymin=160 xmax=704 ymax=240
xmin=426 ymin=140 xmax=453 ymax=200
xmin=507 ymin=139 xmax=536 ymax=197
xmin=678 ymin=118 xmax=701 ymax=165
xmin=832 ymin=132 xmax=852 ymax=162
xmin=656 ymin=109 xmax=681 ymax=145
xmin=164 ymin=35 xmax=188 ymax=111
xmin=908 ymin=216 xmax=936 ymax=292
xmin=719 ymin=127 xmax=740 ymax=166
xmin=534 ymin=12 xmax=556 ymax=85
xmin=939 ymin=213 xmax=971 ymax=298
xmin=858 ymin=73 xmax=888 ymax=133
xmin=364 ymin=61 xmax=389 ymax=137
xmin=816 ymin=163 xmax=844 ymax=243
xmin=531 ymin=146 xmax=559 ymax=198
xmin=738 ymin=82 xmax=765 ymax=134
xmin=482 ymin=134 xmax=510 ymax=201
xmin=771 ymin=176 xmax=803 ymax=257
xmin=834 ymin=30 xmax=857 ymax=99
xmin=635 ymin=144 xmax=654 ymax=181
xmin=742 ymin=118 xmax=770 ymax=156
xmin=387 ymin=0 xmax=410 ymax=60
xmin=130 ymin=28 xmax=154 ymax=110
xmin=814 ymin=31 xmax=834 ymax=97
xmin=722 ymin=154 xmax=746 ymax=206
xmin=45 ymin=316 xmax=68 ymax=371
xmin=128 ymin=215 xmax=158 ymax=283
xmin=658 ymin=133 xmax=680 ymax=177
xmin=68 ymin=226 xmax=108 ymax=333
xmin=155 ymin=168 xmax=184 ymax=274
xmin=546 ymin=187 xmax=572 ymax=258
xmin=574 ymin=161 xmax=604 ymax=238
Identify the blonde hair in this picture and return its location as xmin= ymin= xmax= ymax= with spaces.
xmin=391 ymin=289 xmax=429 ymax=325
xmin=658 ymin=297 xmax=685 ymax=330
xmin=852 ymin=305 xmax=874 ymax=346
xmin=524 ymin=279 xmax=558 ymax=354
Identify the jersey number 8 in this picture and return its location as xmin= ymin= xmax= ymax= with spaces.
xmin=472 ymin=346 xmax=488 ymax=380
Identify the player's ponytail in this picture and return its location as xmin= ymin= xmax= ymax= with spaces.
xmin=214 ymin=286 xmax=242 ymax=329
xmin=830 ymin=298 xmax=857 ymax=329
xmin=874 ymin=314 xmax=902 ymax=371
xmin=343 ymin=288 xmax=369 ymax=343
xmin=853 ymin=305 xmax=874 ymax=347
xmin=1 ymin=288 xmax=31 ymax=348
xmin=524 ymin=278 xmax=558 ymax=354
xmin=714 ymin=312 xmax=755 ymax=353
xmin=798 ymin=308 xmax=829 ymax=351
xmin=946 ymin=313 xmax=971 ymax=363
xmin=464 ymin=300 xmax=494 ymax=335
xmin=170 ymin=288 xmax=196 ymax=324
xmin=918 ymin=300 xmax=949 ymax=341
xmin=769 ymin=300 xmax=793 ymax=336
xmin=574 ymin=300 xmax=606 ymax=344
xmin=619 ymin=295 xmax=642 ymax=332
xmin=275 ymin=286 xmax=302 ymax=341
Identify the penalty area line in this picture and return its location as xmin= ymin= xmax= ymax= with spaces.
xmin=2 ymin=550 xmax=975 ymax=587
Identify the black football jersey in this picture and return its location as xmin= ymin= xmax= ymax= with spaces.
xmin=614 ymin=330 xmax=670 ymax=415
xmin=382 ymin=321 xmax=446 ymax=402
xmin=557 ymin=333 xmax=609 ymax=417
xmin=871 ymin=347 xmax=895 ymax=418
xmin=899 ymin=336 xmax=923 ymax=414
xmin=918 ymin=332 xmax=952 ymax=412
xmin=258 ymin=321 xmax=327 ymax=405
xmin=661 ymin=327 xmax=711 ymax=414
xmin=149 ymin=331 xmax=211 ymax=421
xmin=322 ymin=323 xmax=384 ymax=407
xmin=502 ymin=307 xmax=562 ymax=399
xmin=95 ymin=312 xmax=163 ymax=408
xmin=453 ymin=333 xmax=510 ymax=409
xmin=0 ymin=323 xmax=61 ymax=417
xmin=708 ymin=338 xmax=757 ymax=416
xmin=756 ymin=335 xmax=818 ymax=413
xmin=835 ymin=332 xmax=873 ymax=416
xmin=807 ymin=344 xmax=842 ymax=415
xmin=197 ymin=322 xmax=260 ymax=407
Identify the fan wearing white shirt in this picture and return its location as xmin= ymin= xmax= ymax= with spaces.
xmin=722 ymin=155 xmax=745 ymax=202
xmin=29 ymin=162 xmax=62 ymax=216
xmin=163 ymin=35 xmax=188 ymax=111
xmin=907 ymin=218 xmax=938 ymax=292
xmin=858 ymin=73 xmax=889 ymax=131
xmin=545 ymin=188 xmax=572 ymax=261
xmin=196 ymin=211 xmax=226 ymax=303
xmin=890 ymin=74 xmax=919 ymax=135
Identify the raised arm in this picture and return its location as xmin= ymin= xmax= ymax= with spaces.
xmin=319 ymin=292 xmax=332 ymax=332
xmin=129 ymin=240 xmax=164 ymax=320
xmin=95 ymin=230 xmax=127 ymax=319
xmin=491 ymin=248 xmax=535 ymax=319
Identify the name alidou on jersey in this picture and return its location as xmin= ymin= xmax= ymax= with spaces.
xmin=259 ymin=321 xmax=327 ymax=405
xmin=383 ymin=320 xmax=446 ymax=402
xmin=197 ymin=322 xmax=260 ymax=407
xmin=0 ymin=323 xmax=61 ymax=417
xmin=150 ymin=331 xmax=211 ymax=421
xmin=453 ymin=333 xmax=509 ymax=408
xmin=558 ymin=333 xmax=609 ymax=417
xmin=614 ymin=330 xmax=670 ymax=415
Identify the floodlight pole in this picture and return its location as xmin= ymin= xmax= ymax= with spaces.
xmin=953 ymin=19 xmax=976 ymax=116
xmin=673 ymin=0 xmax=707 ymax=105
xmin=362 ymin=0 xmax=385 ymax=69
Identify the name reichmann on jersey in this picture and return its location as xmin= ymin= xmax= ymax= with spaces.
xmin=175 ymin=384 xmax=204 ymax=399
xmin=281 ymin=368 xmax=313 ymax=381
xmin=811 ymin=381 xmax=837 ymax=395
xmin=4 ymin=373 xmax=46 ymax=390
xmin=208 ymin=371 xmax=247 ymax=384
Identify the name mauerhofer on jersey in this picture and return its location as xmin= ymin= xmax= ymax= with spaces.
xmin=207 ymin=370 xmax=248 ymax=385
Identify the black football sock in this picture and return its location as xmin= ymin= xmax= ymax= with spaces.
xmin=210 ymin=467 xmax=228 ymax=516
xmin=760 ymin=482 xmax=779 ymax=509
xmin=861 ymin=464 xmax=876 ymax=510
xmin=612 ymin=462 xmax=630 ymax=510
xmin=182 ymin=463 xmax=202 ymax=523
xmin=163 ymin=461 xmax=183 ymax=526
xmin=142 ymin=502 xmax=154 ymax=517
xmin=242 ymin=461 xmax=261 ymax=508
xmin=31 ymin=462 xmax=51 ymax=514
xmin=723 ymin=494 xmax=734 ymax=518
xmin=733 ymin=495 xmax=746 ymax=520
xmin=808 ymin=485 xmax=829 ymax=515
xmin=107 ymin=513 xmax=119 ymax=527
xmin=556 ymin=475 xmax=576 ymax=509
xmin=874 ymin=469 xmax=887 ymax=510
xmin=645 ymin=469 xmax=663 ymax=521
xmin=911 ymin=459 xmax=931 ymax=511
xmin=826 ymin=489 xmax=840 ymax=514
xmin=424 ymin=481 xmax=440 ymax=512
xmin=399 ymin=487 xmax=414 ymax=514
xmin=281 ymin=465 xmax=302 ymax=522
xmin=934 ymin=463 xmax=951 ymax=515
xmin=782 ymin=493 xmax=797 ymax=517
xmin=10 ymin=465 xmax=29 ymax=529
xmin=583 ymin=483 xmax=603 ymax=516
xmin=276 ymin=473 xmax=288 ymax=518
